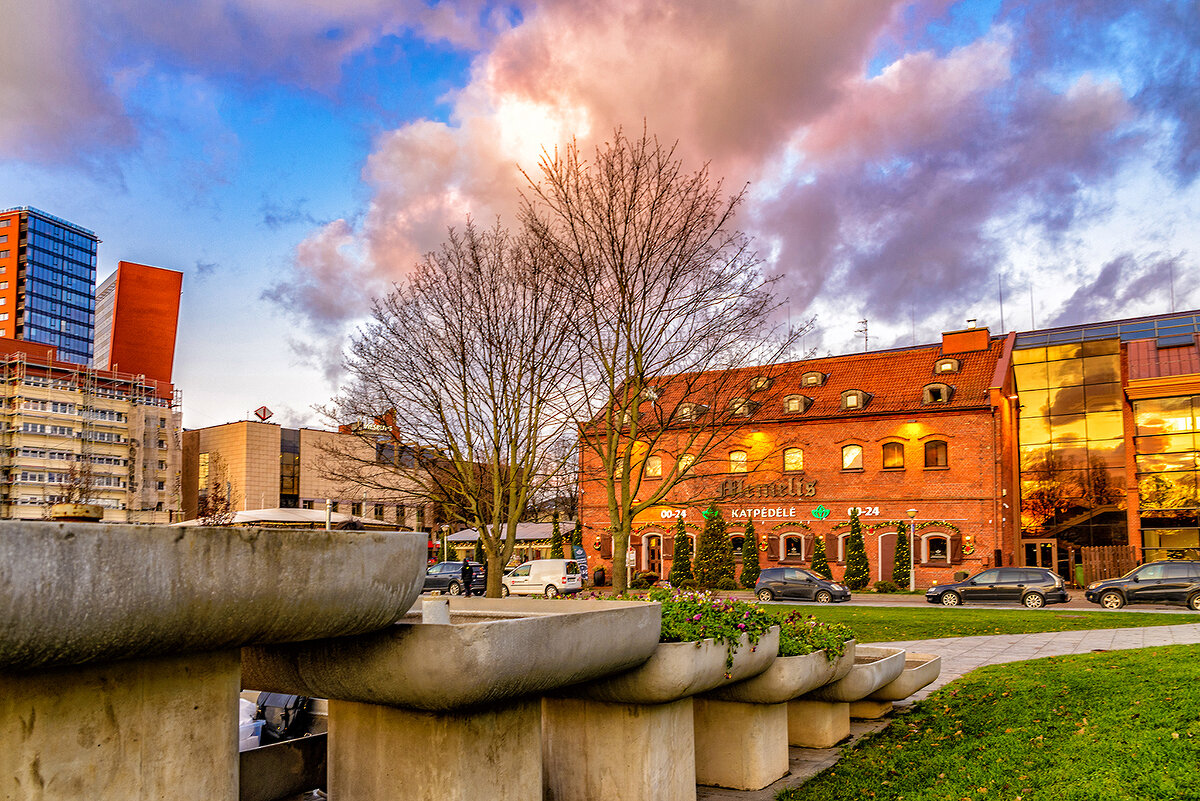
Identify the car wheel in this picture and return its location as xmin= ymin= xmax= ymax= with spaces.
xmin=1099 ymin=590 xmax=1124 ymax=610
xmin=756 ymin=588 xmax=775 ymax=602
xmin=1022 ymin=592 xmax=1045 ymax=609
xmin=939 ymin=591 xmax=961 ymax=607
xmin=501 ymin=585 xmax=510 ymax=598
xmin=544 ymin=585 xmax=559 ymax=598
xmin=1188 ymin=593 xmax=1200 ymax=612
xmin=815 ymin=590 xmax=833 ymax=604
xmin=448 ymin=581 xmax=462 ymax=596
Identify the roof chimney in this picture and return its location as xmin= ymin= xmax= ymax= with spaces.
xmin=942 ymin=325 xmax=991 ymax=354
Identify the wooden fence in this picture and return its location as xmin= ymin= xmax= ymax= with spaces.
xmin=1080 ymin=545 xmax=1140 ymax=585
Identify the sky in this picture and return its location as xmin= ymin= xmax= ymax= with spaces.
xmin=1 ymin=0 xmax=1197 ymax=430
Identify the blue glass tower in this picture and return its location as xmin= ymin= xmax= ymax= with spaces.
xmin=2 ymin=207 xmax=98 ymax=364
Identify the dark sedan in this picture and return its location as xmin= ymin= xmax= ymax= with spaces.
xmin=1084 ymin=560 xmax=1200 ymax=610
xmin=755 ymin=567 xmax=851 ymax=603
xmin=925 ymin=567 xmax=1067 ymax=608
xmin=423 ymin=561 xmax=485 ymax=595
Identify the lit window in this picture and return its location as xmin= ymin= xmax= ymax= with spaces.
xmin=678 ymin=454 xmax=695 ymax=473
xmin=935 ymin=358 xmax=960 ymax=374
xmin=641 ymin=386 xmax=661 ymax=401
xmin=925 ymin=440 xmax=948 ymax=468
xmin=784 ymin=536 xmax=803 ymax=559
xmin=926 ymin=536 xmax=950 ymax=563
xmin=677 ymin=402 xmax=706 ymax=422
xmin=729 ymin=450 xmax=747 ymax=473
xmin=729 ymin=397 xmax=758 ymax=417
xmin=783 ymin=395 xmax=810 ymax=413
xmin=842 ymin=444 xmax=863 ymax=470
xmin=841 ymin=390 xmax=870 ymax=410
xmin=0 ymin=282 xmax=7 ymax=290
xmin=645 ymin=454 xmax=663 ymax=477
xmin=882 ymin=442 xmax=905 ymax=469
xmin=801 ymin=372 xmax=825 ymax=387
xmin=0 ymin=314 xmax=7 ymax=321
xmin=783 ymin=447 xmax=804 ymax=472
xmin=749 ymin=376 xmax=773 ymax=392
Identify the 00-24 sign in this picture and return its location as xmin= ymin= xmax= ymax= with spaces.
xmin=848 ymin=506 xmax=880 ymax=517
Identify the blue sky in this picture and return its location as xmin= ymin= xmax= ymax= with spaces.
xmin=1 ymin=0 xmax=1196 ymax=429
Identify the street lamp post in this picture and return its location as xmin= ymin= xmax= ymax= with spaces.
xmin=905 ymin=509 xmax=918 ymax=592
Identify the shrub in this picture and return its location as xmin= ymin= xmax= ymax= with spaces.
xmin=842 ymin=508 xmax=870 ymax=590
xmin=715 ymin=577 xmax=738 ymax=591
xmin=694 ymin=505 xmax=736 ymax=588
xmin=810 ymin=534 xmax=833 ymax=579
xmin=776 ymin=612 xmax=855 ymax=660
xmin=667 ymin=516 xmax=695 ymax=586
xmin=873 ymin=580 xmax=900 ymax=594
xmin=739 ymin=518 xmax=762 ymax=588
xmin=549 ymin=513 xmax=565 ymax=559
xmin=892 ymin=523 xmax=912 ymax=587
xmin=630 ymin=571 xmax=660 ymax=589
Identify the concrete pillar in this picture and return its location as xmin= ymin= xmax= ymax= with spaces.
xmin=329 ymin=698 xmax=541 ymax=801
xmin=849 ymin=699 xmax=893 ymax=720
xmin=787 ymin=699 xmax=850 ymax=748
xmin=0 ymin=649 xmax=239 ymax=801
xmin=543 ymin=696 xmax=696 ymax=801
xmin=693 ymin=698 xmax=788 ymax=790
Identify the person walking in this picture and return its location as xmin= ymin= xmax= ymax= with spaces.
xmin=460 ymin=558 xmax=473 ymax=596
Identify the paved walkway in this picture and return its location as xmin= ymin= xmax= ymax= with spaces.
xmin=697 ymin=622 xmax=1200 ymax=801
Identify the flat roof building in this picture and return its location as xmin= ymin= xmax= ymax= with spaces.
xmin=93 ymin=261 xmax=183 ymax=385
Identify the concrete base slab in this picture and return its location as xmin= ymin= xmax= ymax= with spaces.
xmin=0 ymin=649 xmax=239 ymax=801
xmin=787 ymin=699 xmax=849 ymax=749
xmin=329 ymin=698 xmax=540 ymax=801
xmin=848 ymin=699 xmax=893 ymax=720
xmin=543 ymin=696 xmax=696 ymax=801
xmin=694 ymin=698 xmax=788 ymax=790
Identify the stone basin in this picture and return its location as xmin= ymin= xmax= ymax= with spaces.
xmin=802 ymin=645 xmax=906 ymax=703
xmin=0 ymin=522 xmax=428 ymax=671
xmin=566 ymin=627 xmax=780 ymax=705
xmin=868 ymin=651 xmax=942 ymax=702
xmin=704 ymin=639 xmax=856 ymax=705
xmin=242 ymin=597 xmax=662 ymax=710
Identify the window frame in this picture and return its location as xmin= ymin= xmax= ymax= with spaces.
xmin=783 ymin=447 xmax=804 ymax=472
xmin=924 ymin=439 xmax=949 ymax=469
xmin=729 ymin=450 xmax=748 ymax=473
xmin=841 ymin=444 xmax=863 ymax=471
xmin=881 ymin=441 xmax=905 ymax=470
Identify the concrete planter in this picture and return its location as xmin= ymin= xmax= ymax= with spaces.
xmin=705 ymin=639 xmax=857 ymax=705
xmin=802 ymin=645 xmax=906 ymax=703
xmin=867 ymin=650 xmax=942 ymax=701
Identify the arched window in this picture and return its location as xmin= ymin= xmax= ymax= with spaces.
xmin=729 ymin=450 xmax=747 ymax=473
xmin=801 ymin=371 xmax=826 ymax=387
xmin=783 ymin=447 xmax=804 ymax=472
xmin=783 ymin=394 xmax=812 ymax=414
xmin=730 ymin=535 xmax=745 ymax=557
xmin=678 ymin=454 xmax=695 ymax=473
xmin=841 ymin=389 xmax=872 ymax=410
xmin=749 ymin=375 xmax=773 ymax=392
xmin=934 ymin=358 xmax=960 ymax=374
xmin=842 ymin=444 xmax=863 ymax=470
xmin=925 ymin=440 xmax=948 ymax=468
xmin=882 ymin=442 xmax=905 ymax=469
xmin=783 ymin=535 xmax=804 ymax=560
xmin=644 ymin=455 xmax=662 ymax=477
xmin=729 ymin=397 xmax=759 ymax=417
xmin=925 ymin=535 xmax=950 ymax=563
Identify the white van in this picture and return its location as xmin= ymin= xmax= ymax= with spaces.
xmin=501 ymin=559 xmax=583 ymax=597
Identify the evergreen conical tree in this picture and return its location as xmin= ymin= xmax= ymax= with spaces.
xmin=843 ymin=508 xmax=870 ymax=590
xmin=892 ymin=522 xmax=912 ymax=588
xmin=811 ymin=533 xmax=833 ymax=579
xmin=739 ymin=519 xmax=762 ymax=588
xmin=571 ymin=519 xmax=583 ymax=549
xmin=549 ymin=512 xmax=565 ymax=559
xmin=667 ymin=516 xmax=695 ymax=587
xmin=694 ymin=505 xmax=736 ymax=588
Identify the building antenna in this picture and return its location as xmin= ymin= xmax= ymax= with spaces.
xmin=1169 ymin=261 xmax=1176 ymax=312
xmin=1028 ymin=283 xmax=1036 ymax=330
xmin=998 ymin=274 xmax=1006 ymax=333
xmin=856 ymin=318 xmax=869 ymax=352
xmin=910 ymin=305 xmax=916 ymax=345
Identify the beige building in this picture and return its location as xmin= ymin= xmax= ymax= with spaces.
xmin=182 ymin=420 xmax=439 ymax=532
xmin=0 ymin=345 xmax=183 ymax=522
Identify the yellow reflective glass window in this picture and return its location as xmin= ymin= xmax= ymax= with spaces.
xmin=1088 ymin=438 xmax=1126 ymax=468
xmin=1082 ymin=354 xmax=1120 ymax=384
xmin=1081 ymin=338 xmax=1120 ymax=356
xmin=1050 ymin=413 xmax=1087 ymax=442
xmin=1048 ymin=385 xmax=1085 ymax=416
xmin=1052 ymin=443 xmax=1089 ymax=470
xmin=783 ymin=447 xmax=804 ymax=472
xmin=1014 ymin=362 xmax=1049 ymax=390
xmin=645 ymin=455 xmax=662 ymax=477
xmin=1135 ymin=452 xmax=1194 ymax=472
xmin=1048 ymin=358 xmax=1084 ymax=386
xmin=1019 ymin=389 xmax=1049 ymax=418
xmin=1085 ymin=411 xmax=1123 ymax=440
xmin=1020 ymin=417 xmax=1052 ymax=445
xmin=882 ymin=442 xmax=905 ymax=469
xmin=729 ymin=450 xmax=747 ymax=473
xmin=1019 ymin=445 xmax=1052 ymax=471
xmin=679 ymin=454 xmax=695 ymax=472
xmin=1138 ymin=472 xmax=1198 ymax=508
xmin=1135 ymin=397 xmax=1197 ymax=435
xmin=1084 ymin=382 xmax=1122 ymax=413
xmin=1012 ymin=346 xmax=1046 ymax=365
xmin=1046 ymin=343 xmax=1082 ymax=360
xmin=842 ymin=445 xmax=863 ymax=470
xmin=1136 ymin=432 xmax=1197 ymax=455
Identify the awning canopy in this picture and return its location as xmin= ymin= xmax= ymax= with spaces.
xmin=447 ymin=522 xmax=574 ymax=543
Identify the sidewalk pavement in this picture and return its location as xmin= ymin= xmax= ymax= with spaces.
xmin=697 ymin=622 xmax=1200 ymax=801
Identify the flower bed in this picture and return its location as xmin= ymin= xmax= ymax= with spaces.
xmin=776 ymin=611 xmax=854 ymax=661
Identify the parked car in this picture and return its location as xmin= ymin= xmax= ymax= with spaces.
xmin=754 ymin=567 xmax=851 ymax=603
xmin=501 ymin=559 xmax=583 ymax=598
xmin=925 ymin=567 xmax=1067 ymax=608
xmin=1084 ymin=560 xmax=1200 ymax=610
xmin=423 ymin=561 xmax=485 ymax=595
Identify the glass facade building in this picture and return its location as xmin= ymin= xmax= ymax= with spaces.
xmin=1 ymin=207 xmax=98 ymax=365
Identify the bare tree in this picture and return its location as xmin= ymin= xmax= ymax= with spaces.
xmin=197 ymin=453 xmax=238 ymax=526
xmin=323 ymin=221 xmax=578 ymax=596
xmin=521 ymin=128 xmax=805 ymax=592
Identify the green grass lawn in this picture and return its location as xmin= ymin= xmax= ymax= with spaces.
xmin=765 ymin=605 xmax=1195 ymax=643
xmin=777 ymin=645 xmax=1200 ymax=801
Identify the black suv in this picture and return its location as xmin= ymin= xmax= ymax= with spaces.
xmin=925 ymin=567 xmax=1067 ymax=608
xmin=423 ymin=561 xmax=485 ymax=595
xmin=755 ymin=567 xmax=851 ymax=603
xmin=1084 ymin=560 xmax=1200 ymax=610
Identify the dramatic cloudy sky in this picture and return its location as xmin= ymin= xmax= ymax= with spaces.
xmin=2 ymin=0 xmax=1196 ymax=428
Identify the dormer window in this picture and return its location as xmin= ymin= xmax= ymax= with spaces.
xmin=641 ymin=385 xmax=662 ymax=401
xmin=923 ymin=383 xmax=954 ymax=404
xmin=783 ymin=394 xmax=812 ymax=414
xmin=677 ymin=402 xmax=707 ymax=422
xmin=749 ymin=375 xmax=773 ymax=392
xmin=729 ymin=397 xmax=760 ymax=417
xmin=801 ymin=371 xmax=826 ymax=387
xmin=935 ymin=358 xmax=960 ymax=375
xmin=840 ymin=390 xmax=871 ymax=410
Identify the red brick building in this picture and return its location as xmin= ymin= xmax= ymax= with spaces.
xmin=578 ymin=327 xmax=1020 ymax=589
